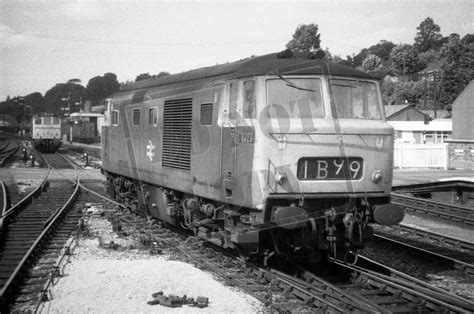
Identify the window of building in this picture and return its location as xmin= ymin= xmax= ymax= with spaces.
xmin=112 ymin=110 xmax=119 ymax=125
xmin=35 ymin=118 xmax=42 ymax=125
xmin=243 ymin=81 xmax=256 ymax=119
xmin=200 ymin=103 xmax=213 ymax=125
xmin=149 ymin=107 xmax=158 ymax=125
xmin=229 ymin=82 xmax=239 ymax=119
xmin=424 ymin=131 xmax=434 ymax=143
xmin=53 ymin=117 xmax=60 ymax=125
xmin=132 ymin=108 xmax=140 ymax=125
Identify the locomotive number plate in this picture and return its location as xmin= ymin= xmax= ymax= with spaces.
xmin=297 ymin=157 xmax=363 ymax=180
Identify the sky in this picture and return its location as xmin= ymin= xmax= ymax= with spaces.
xmin=0 ymin=0 xmax=473 ymax=101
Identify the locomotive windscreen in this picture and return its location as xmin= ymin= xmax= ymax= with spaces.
xmin=266 ymin=78 xmax=324 ymax=119
xmin=330 ymin=79 xmax=382 ymax=120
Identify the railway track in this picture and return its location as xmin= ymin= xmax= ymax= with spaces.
xmin=391 ymin=193 xmax=474 ymax=227
xmin=0 ymin=151 xmax=84 ymax=312
xmin=2 ymin=148 xmax=472 ymax=312
xmin=373 ymin=223 xmax=474 ymax=275
xmin=40 ymin=153 xmax=76 ymax=169
xmin=0 ymin=140 xmax=20 ymax=167
xmin=329 ymin=257 xmax=474 ymax=313
xmin=73 ymin=193 xmax=474 ymax=313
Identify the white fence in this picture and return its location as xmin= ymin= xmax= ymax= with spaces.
xmin=394 ymin=143 xmax=448 ymax=169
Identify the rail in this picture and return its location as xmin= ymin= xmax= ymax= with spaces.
xmin=0 ymin=167 xmax=50 ymax=231
xmin=0 ymin=154 xmax=80 ymax=311
xmin=396 ymin=222 xmax=474 ymax=251
xmin=373 ymin=232 xmax=474 ymax=275
xmin=355 ymin=255 xmax=472 ymax=307
xmin=0 ymin=140 xmax=20 ymax=166
xmin=391 ymin=193 xmax=474 ymax=226
xmin=332 ymin=258 xmax=473 ymax=312
xmin=0 ymin=179 xmax=81 ymax=310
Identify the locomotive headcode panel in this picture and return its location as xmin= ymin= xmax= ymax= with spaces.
xmin=101 ymin=52 xmax=404 ymax=265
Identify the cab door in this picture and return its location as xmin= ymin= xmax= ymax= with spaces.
xmin=221 ymin=82 xmax=240 ymax=199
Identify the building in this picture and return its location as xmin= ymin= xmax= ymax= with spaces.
xmin=389 ymin=120 xmax=452 ymax=144
xmin=445 ymin=80 xmax=474 ymax=170
xmin=63 ymin=101 xmax=105 ymax=143
xmin=385 ymin=104 xmax=427 ymax=121
xmin=384 ymin=104 xmax=452 ymax=144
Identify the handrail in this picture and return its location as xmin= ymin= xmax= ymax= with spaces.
xmin=0 ymin=176 xmax=81 ymax=308
xmin=1 ymin=180 xmax=7 ymax=217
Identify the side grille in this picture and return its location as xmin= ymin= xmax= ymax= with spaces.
xmin=162 ymin=98 xmax=193 ymax=170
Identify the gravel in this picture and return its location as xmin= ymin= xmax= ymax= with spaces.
xmin=39 ymin=210 xmax=263 ymax=313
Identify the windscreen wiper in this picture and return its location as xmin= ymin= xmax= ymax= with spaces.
xmin=277 ymin=74 xmax=315 ymax=92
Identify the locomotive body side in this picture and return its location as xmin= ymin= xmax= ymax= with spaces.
xmin=101 ymin=53 xmax=404 ymax=263
xmin=31 ymin=115 xmax=62 ymax=153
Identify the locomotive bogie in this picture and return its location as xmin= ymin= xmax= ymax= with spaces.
xmin=101 ymin=52 xmax=404 ymax=263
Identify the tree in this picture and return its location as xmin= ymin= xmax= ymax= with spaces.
xmin=67 ymin=78 xmax=82 ymax=84
xmin=390 ymin=44 xmax=423 ymax=75
xmin=333 ymin=55 xmax=354 ymax=67
xmin=352 ymin=48 xmax=369 ymax=68
xmin=436 ymin=33 xmax=474 ymax=107
xmin=156 ymin=71 xmax=170 ymax=78
xmin=85 ymin=73 xmax=120 ymax=106
xmin=368 ymin=40 xmax=395 ymax=62
xmin=43 ymin=82 xmax=86 ymax=116
xmin=24 ymin=92 xmax=44 ymax=115
xmin=358 ymin=54 xmax=386 ymax=77
xmin=414 ymin=17 xmax=443 ymax=53
xmin=135 ymin=71 xmax=170 ymax=82
xmin=135 ymin=73 xmax=152 ymax=82
xmin=393 ymin=80 xmax=425 ymax=105
xmin=286 ymin=24 xmax=321 ymax=53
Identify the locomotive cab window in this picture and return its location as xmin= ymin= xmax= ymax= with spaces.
xmin=229 ymin=82 xmax=239 ymax=120
xmin=330 ymin=79 xmax=382 ymax=120
xmin=149 ymin=107 xmax=158 ymax=125
xmin=111 ymin=110 xmax=119 ymax=125
xmin=243 ymin=80 xmax=256 ymax=119
xmin=200 ymin=103 xmax=213 ymax=125
xmin=132 ymin=108 xmax=140 ymax=125
xmin=266 ymin=78 xmax=324 ymax=119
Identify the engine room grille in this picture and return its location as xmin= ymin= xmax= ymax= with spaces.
xmin=162 ymin=98 xmax=193 ymax=170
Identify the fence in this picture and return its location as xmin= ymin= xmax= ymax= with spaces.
xmin=394 ymin=143 xmax=448 ymax=169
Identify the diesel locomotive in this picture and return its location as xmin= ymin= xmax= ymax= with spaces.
xmin=31 ymin=114 xmax=62 ymax=153
xmin=101 ymin=52 xmax=404 ymax=264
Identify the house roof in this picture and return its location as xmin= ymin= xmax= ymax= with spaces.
xmin=448 ymin=80 xmax=474 ymax=110
xmin=420 ymin=109 xmax=450 ymax=119
xmin=384 ymin=104 xmax=430 ymax=120
xmin=384 ymin=104 xmax=411 ymax=118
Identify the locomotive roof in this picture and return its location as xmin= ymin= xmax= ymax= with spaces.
xmin=120 ymin=52 xmax=377 ymax=92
